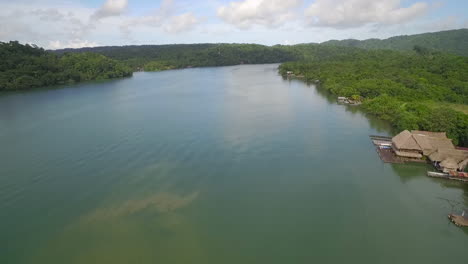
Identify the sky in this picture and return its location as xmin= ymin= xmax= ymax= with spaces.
xmin=0 ymin=0 xmax=467 ymax=49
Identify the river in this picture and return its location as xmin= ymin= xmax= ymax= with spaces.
xmin=0 ymin=64 xmax=467 ymax=263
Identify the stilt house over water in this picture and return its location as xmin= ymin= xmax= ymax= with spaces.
xmin=392 ymin=130 xmax=468 ymax=172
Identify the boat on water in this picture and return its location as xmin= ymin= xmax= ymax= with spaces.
xmin=427 ymin=171 xmax=449 ymax=178
xmin=448 ymin=212 xmax=468 ymax=227
xmin=427 ymin=171 xmax=468 ymax=182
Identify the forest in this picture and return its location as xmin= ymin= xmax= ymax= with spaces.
xmin=52 ymin=29 xmax=468 ymax=72
xmin=0 ymin=41 xmax=132 ymax=91
xmin=279 ymin=47 xmax=468 ymax=146
xmin=54 ymin=43 xmax=300 ymax=71
xmin=322 ymin=28 xmax=468 ymax=57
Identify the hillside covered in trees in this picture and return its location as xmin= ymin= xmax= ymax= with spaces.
xmin=279 ymin=48 xmax=468 ymax=146
xmin=0 ymin=41 xmax=132 ymax=91
xmin=321 ymin=29 xmax=468 ymax=57
xmin=52 ymin=29 xmax=468 ymax=73
xmin=54 ymin=43 xmax=300 ymax=71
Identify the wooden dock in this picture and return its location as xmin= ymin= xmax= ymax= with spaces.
xmin=370 ymin=135 xmax=427 ymax=164
xmin=376 ymin=147 xmax=404 ymax=163
xmin=370 ymin=135 xmax=404 ymax=163
xmin=448 ymin=214 xmax=468 ymax=227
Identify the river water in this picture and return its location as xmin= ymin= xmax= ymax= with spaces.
xmin=0 ymin=64 xmax=467 ymax=263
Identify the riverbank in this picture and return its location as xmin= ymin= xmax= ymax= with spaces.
xmin=278 ymin=50 xmax=468 ymax=147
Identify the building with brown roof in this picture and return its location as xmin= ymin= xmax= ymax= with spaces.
xmin=392 ymin=130 xmax=468 ymax=172
xmin=391 ymin=130 xmax=424 ymax=159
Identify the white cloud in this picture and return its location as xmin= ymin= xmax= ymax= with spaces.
xmin=164 ymin=13 xmax=199 ymax=33
xmin=30 ymin=8 xmax=66 ymax=21
xmin=0 ymin=0 xmax=464 ymax=49
xmin=305 ymin=0 xmax=429 ymax=28
xmin=91 ymin=0 xmax=128 ymax=20
xmin=48 ymin=39 xmax=99 ymax=49
xmin=217 ymin=0 xmax=302 ymax=29
xmin=120 ymin=0 xmax=199 ymax=37
xmin=0 ymin=6 xmax=98 ymax=48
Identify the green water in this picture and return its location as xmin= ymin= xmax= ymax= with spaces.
xmin=0 ymin=64 xmax=467 ymax=263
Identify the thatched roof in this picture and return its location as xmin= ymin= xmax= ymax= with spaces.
xmin=425 ymin=137 xmax=454 ymax=154
xmin=392 ymin=130 xmax=422 ymax=151
xmin=412 ymin=134 xmax=433 ymax=152
xmin=428 ymin=149 xmax=468 ymax=163
xmin=458 ymin=158 xmax=468 ymax=171
xmin=411 ymin=130 xmax=447 ymax=138
xmin=392 ymin=130 xmax=455 ymax=155
xmin=440 ymin=158 xmax=459 ymax=170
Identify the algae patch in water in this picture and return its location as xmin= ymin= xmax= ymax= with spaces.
xmin=82 ymin=191 xmax=200 ymax=223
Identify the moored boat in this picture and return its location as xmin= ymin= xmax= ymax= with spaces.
xmin=427 ymin=171 xmax=449 ymax=178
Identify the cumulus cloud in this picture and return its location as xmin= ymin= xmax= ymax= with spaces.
xmin=48 ymin=39 xmax=99 ymax=49
xmin=91 ymin=0 xmax=128 ymax=20
xmin=0 ymin=6 xmax=98 ymax=49
xmin=217 ymin=0 xmax=302 ymax=29
xmin=164 ymin=13 xmax=199 ymax=33
xmin=30 ymin=8 xmax=66 ymax=21
xmin=305 ymin=0 xmax=429 ymax=28
xmin=120 ymin=0 xmax=199 ymax=36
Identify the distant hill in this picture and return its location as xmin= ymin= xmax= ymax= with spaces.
xmin=321 ymin=29 xmax=468 ymax=56
xmin=53 ymin=44 xmax=299 ymax=70
xmin=51 ymin=29 xmax=468 ymax=71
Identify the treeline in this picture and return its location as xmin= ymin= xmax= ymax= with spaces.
xmin=54 ymin=43 xmax=300 ymax=71
xmin=0 ymin=41 xmax=132 ymax=91
xmin=322 ymin=29 xmax=468 ymax=57
xmin=50 ymin=29 xmax=468 ymax=73
xmin=279 ymin=48 xmax=468 ymax=146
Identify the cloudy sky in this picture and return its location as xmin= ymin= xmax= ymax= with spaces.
xmin=0 ymin=0 xmax=467 ymax=49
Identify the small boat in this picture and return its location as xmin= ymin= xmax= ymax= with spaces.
xmin=427 ymin=171 xmax=468 ymax=182
xmin=379 ymin=145 xmax=391 ymax=149
xmin=427 ymin=171 xmax=449 ymax=178
xmin=448 ymin=212 xmax=468 ymax=227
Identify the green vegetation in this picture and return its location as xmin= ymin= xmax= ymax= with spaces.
xmin=279 ymin=48 xmax=468 ymax=146
xmin=0 ymin=41 xmax=132 ymax=91
xmin=321 ymin=29 xmax=468 ymax=57
xmin=54 ymin=43 xmax=300 ymax=71
xmin=143 ymin=61 xmax=176 ymax=71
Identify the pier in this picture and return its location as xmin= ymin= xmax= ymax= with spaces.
xmin=369 ymin=135 xmax=425 ymax=164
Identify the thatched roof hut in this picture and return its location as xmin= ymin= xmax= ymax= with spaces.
xmin=392 ymin=130 xmax=457 ymax=159
xmin=392 ymin=130 xmax=422 ymax=151
xmin=428 ymin=149 xmax=468 ymax=162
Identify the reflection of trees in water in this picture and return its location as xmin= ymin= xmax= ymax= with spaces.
xmin=390 ymin=163 xmax=430 ymax=183
xmin=285 ymin=77 xmax=395 ymax=134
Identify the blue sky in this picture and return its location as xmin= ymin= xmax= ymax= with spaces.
xmin=0 ymin=0 xmax=466 ymax=49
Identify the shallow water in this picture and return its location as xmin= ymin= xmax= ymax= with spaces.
xmin=1 ymin=64 xmax=467 ymax=263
